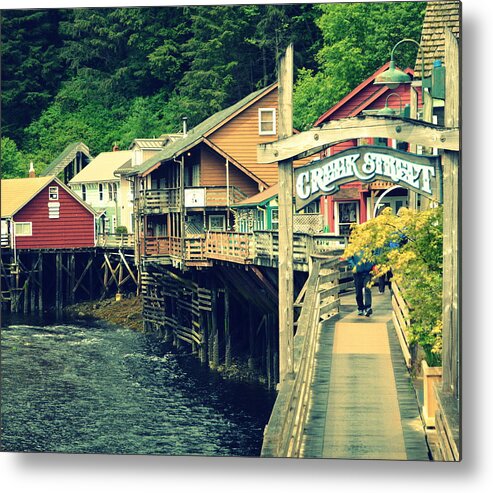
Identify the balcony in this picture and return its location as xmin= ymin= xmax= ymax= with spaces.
xmin=139 ymin=188 xmax=180 ymax=215
xmin=138 ymin=186 xmax=247 ymax=214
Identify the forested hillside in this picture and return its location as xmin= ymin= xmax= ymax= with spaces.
xmin=1 ymin=2 xmax=425 ymax=178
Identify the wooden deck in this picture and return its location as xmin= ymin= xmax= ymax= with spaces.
xmin=300 ymin=289 xmax=430 ymax=460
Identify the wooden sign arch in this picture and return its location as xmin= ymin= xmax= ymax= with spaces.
xmin=293 ymin=145 xmax=442 ymax=211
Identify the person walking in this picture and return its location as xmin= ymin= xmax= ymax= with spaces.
xmin=347 ymin=252 xmax=374 ymax=317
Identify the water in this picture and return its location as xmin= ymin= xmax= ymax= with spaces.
xmin=1 ymin=313 xmax=275 ymax=456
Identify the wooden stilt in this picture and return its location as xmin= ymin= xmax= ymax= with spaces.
xmin=266 ymin=313 xmax=272 ymax=389
xmin=38 ymin=252 xmax=43 ymax=314
xmin=211 ymin=289 xmax=219 ymax=367
xmin=224 ymin=286 xmax=231 ymax=368
xmin=248 ymin=304 xmax=255 ymax=370
xmin=56 ymin=252 xmax=62 ymax=313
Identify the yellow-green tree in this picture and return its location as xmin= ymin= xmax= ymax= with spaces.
xmin=344 ymin=206 xmax=443 ymax=366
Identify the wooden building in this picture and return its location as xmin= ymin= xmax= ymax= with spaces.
xmin=123 ymin=82 xmax=310 ymax=264
xmin=233 ymin=183 xmax=323 ymax=235
xmin=1 ymin=176 xmax=96 ymax=250
xmin=69 ymin=149 xmax=133 ymax=235
xmin=313 ymin=62 xmax=420 ymax=234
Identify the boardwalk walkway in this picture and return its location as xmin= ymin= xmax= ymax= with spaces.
xmin=301 ymin=288 xmax=430 ymax=460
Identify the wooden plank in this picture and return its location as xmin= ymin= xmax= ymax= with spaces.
xmin=258 ymin=115 xmax=459 ymax=164
xmin=441 ymin=27 xmax=460 ymax=398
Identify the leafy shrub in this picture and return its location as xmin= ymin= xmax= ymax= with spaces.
xmin=344 ymin=206 xmax=443 ymax=366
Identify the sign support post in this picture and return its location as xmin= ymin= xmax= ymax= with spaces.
xmin=278 ymin=44 xmax=294 ymax=382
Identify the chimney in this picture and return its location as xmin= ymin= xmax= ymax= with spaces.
xmin=182 ymin=116 xmax=188 ymax=138
xmin=112 ymin=143 xmax=119 ymax=152
xmin=28 ymin=161 xmax=36 ymax=178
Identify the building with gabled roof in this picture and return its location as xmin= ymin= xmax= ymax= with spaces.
xmin=40 ymin=142 xmax=93 ymax=184
xmin=312 ymin=62 xmax=420 ymax=235
xmin=1 ymin=176 xmax=96 ymax=249
xmin=70 ymin=150 xmax=132 ymax=235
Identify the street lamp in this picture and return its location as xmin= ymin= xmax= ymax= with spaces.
xmin=374 ymin=38 xmax=425 ymax=90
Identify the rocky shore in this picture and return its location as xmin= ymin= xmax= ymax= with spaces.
xmin=64 ymin=295 xmax=144 ymax=332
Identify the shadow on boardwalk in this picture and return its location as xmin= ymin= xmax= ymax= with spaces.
xmin=301 ymin=287 xmax=431 ymax=461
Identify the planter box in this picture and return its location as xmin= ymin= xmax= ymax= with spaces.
xmin=422 ymin=360 xmax=442 ymax=428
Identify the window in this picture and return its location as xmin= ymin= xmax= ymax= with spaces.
xmin=259 ymin=108 xmax=276 ymax=135
xmin=15 ymin=222 xmax=32 ymax=236
xmin=48 ymin=186 xmax=59 ymax=200
xmin=108 ymin=183 xmax=117 ymax=201
xmin=209 ymin=215 xmax=225 ymax=231
xmin=81 ymin=184 xmax=87 ymax=201
xmin=373 ymin=137 xmax=388 ymax=147
xmin=337 ymin=201 xmax=358 ymax=236
xmin=99 ymin=183 xmax=104 ymax=201
xmin=270 ymin=207 xmax=279 ymax=230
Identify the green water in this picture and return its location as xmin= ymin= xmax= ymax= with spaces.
xmin=1 ymin=314 xmax=275 ymax=456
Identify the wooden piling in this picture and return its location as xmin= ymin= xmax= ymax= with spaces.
xmin=224 ymin=286 xmax=231 ymax=368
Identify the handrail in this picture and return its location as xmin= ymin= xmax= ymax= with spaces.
xmin=261 ymin=257 xmax=341 ymax=457
xmin=391 ymin=280 xmax=413 ymax=367
xmin=96 ymin=233 xmax=135 ymax=248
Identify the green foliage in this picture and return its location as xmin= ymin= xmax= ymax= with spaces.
xmin=1 ymin=137 xmax=27 ymax=178
xmin=293 ymin=1 xmax=426 ymax=129
xmin=3 ymin=4 xmax=426 ymax=170
xmin=1 ymin=9 xmax=65 ymax=142
xmin=344 ymin=207 xmax=443 ymax=366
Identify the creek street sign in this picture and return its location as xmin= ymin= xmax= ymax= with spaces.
xmin=294 ymin=145 xmax=442 ymax=211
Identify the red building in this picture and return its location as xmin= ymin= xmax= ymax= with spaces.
xmin=1 ymin=176 xmax=96 ymax=250
xmin=314 ymin=62 xmax=420 ymax=235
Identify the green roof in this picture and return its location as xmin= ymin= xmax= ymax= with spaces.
xmin=41 ymin=142 xmax=92 ymax=177
xmin=124 ymin=83 xmax=277 ymax=177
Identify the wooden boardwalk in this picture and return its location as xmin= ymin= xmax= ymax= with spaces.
xmin=301 ymin=288 xmax=430 ymax=460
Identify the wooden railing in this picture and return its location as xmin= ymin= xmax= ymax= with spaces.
xmin=138 ymin=188 xmax=180 ymax=213
xmin=261 ymin=257 xmax=341 ymax=457
xmin=138 ymin=186 xmax=247 ymax=214
xmin=205 ymin=232 xmax=253 ymax=262
xmin=1 ymin=234 xmax=11 ymax=248
xmin=187 ymin=186 xmax=247 ymax=207
xmin=184 ymin=235 xmax=207 ymax=261
xmin=141 ymin=230 xmax=347 ymax=266
xmin=96 ymin=233 xmax=135 ymax=249
xmin=391 ymin=280 xmax=412 ymax=368
xmin=143 ymin=236 xmax=182 ymax=257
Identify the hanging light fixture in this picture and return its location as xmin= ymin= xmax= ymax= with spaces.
xmin=374 ymin=38 xmax=425 ymax=90
xmin=376 ymin=93 xmax=403 ymax=116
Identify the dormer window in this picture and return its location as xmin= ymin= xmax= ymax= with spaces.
xmin=259 ymin=108 xmax=276 ymax=135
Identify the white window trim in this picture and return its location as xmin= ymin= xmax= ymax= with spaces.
xmin=15 ymin=222 xmax=33 ymax=236
xmin=48 ymin=186 xmax=59 ymax=200
xmin=208 ymin=214 xmax=226 ymax=232
xmin=258 ymin=108 xmax=276 ymax=136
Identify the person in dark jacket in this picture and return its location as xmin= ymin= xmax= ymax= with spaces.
xmin=347 ymin=252 xmax=374 ymax=317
